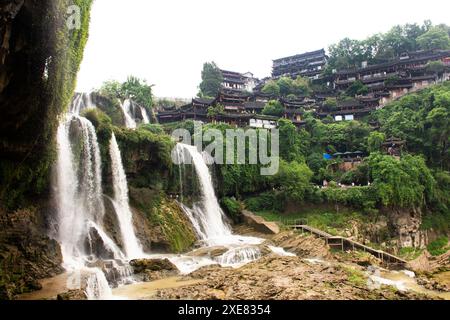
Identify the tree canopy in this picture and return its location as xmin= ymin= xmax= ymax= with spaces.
xmin=262 ymin=100 xmax=284 ymax=117
xmin=261 ymin=76 xmax=312 ymax=97
xmin=326 ymin=21 xmax=450 ymax=71
xmin=198 ymin=62 xmax=223 ymax=98
xmin=99 ymin=76 xmax=154 ymax=108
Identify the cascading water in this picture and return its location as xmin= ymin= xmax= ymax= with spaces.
xmin=217 ymin=247 xmax=262 ymax=267
xmin=140 ymin=106 xmax=150 ymax=124
xmin=174 ymin=144 xmax=232 ymax=245
xmin=56 ymin=113 xmax=119 ymax=299
xmin=70 ymin=92 xmax=95 ymax=114
xmin=56 ymin=114 xmax=111 ymax=264
xmin=121 ymin=99 xmax=137 ymax=129
xmin=54 ymin=96 xmax=143 ymax=299
xmin=170 ymin=143 xmax=274 ymax=271
xmin=109 ymin=133 xmax=144 ymax=259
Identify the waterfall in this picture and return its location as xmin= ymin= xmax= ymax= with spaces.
xmin=70 ymin=92 xmax=95 ymax=114
xmin=55 ymin=102 xmax=138 ymax=299
xmin=174 ymin=144 xmax=232 ymax=245
xmin=56 ymin=114 xmax=108 ymax=265
xmin=169 ymin=143 xmax=296 ymax=273
xmin=109 ymin=133 xmax=143 ymax=259
xmin=85 ymin=268 xmax=114 ymax=300
xmin=217 ymin=247 xmax=262 ymax=267
xmin=121 ymin=99 xmax=137 ymax=129
xmin=140 ymin=106 xmax=150 ymax=124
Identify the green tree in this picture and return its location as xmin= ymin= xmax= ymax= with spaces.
xmin=426 ymin=61 xmax=445 ymax=75
xmin=199 ymin=62 xmax=223 ymax=98
xmin=373 ymin=81 xmax=450 ymax=169
xmin=278 ymin=119 xmax=306 ymax=162
xmin=368 ymin=153 xmax=435 ymax=208
xmin=99 ymin=80 xmax=124 ymax=100
xmin=122 ymin=75 xmax=154 ymax=108
xmin=262 ymin=80 xmax=281 ymax=96
xmin=272 ymin=160 xmax=313 ymax=202
xmin=426 ymin=107 xmax=449 ymax=169
xmin=346 ymin=80 xmax=369 ymax=97
xmin=368 ymin=132 xmax=386 ymax=153
xmin=276 ymin=77 xmax=294 ymax=96
xmin=292 ymin=76 xmax=312 ymax=96
xmin=323 ymin=97 xmax=337 ymax=111
xmin=207 ymin=104 xmax=225 ymax=119
xmin=262 ymin=100 xmax=284 ymax=117
xmin=417 ymin=26 xmax=450 ymax=50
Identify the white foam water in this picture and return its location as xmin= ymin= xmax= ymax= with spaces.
xmin=171 ymin=143 xmax=289 ymax=273
xmin=140 ymin=106 xmax=150 ymax=124
xmin=55 ymin=105 xmax=142 ymax=299
xmin=217 ymin=247 xmax=262 ymax=267
xmin=121 ymin=99 xmax=137 ymax=129
xmin=268 ymin=246 xmax=296 ymax=257
xmin=109 ymin=133 xmax=144 ymax=259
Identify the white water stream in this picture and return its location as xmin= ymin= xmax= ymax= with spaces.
xmin=54 ymin=95 xmax=145 ymax=299
xmin=109 ymin=133 xmax=144 ymax=259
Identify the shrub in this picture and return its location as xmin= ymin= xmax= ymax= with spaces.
xmin=427 ymin=236 xmax=449 ymax=256
xmin=244 ymin=191 xmax=284 ymax=212
xmin=220 ymin=197 xmax=242 ymax=222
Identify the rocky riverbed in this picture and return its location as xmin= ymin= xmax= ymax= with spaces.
xmin=153 ymin=254 xmax=432 ymax=300
xmin=16 ymin=226 xmax=450 ymax=300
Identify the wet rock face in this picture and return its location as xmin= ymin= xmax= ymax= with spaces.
xmin=57 ymin=290 xmax=88 ymax=300
xmin=84 ymin=227 xmax=116 ymax=260
xmin=386 ymin=208 xmax=428 ymax=249
xmin=129 ymin=187 xmax=197 ymax=253
xmin=187 ymin=246 xmax=229 ymax=258
xmin=0 ymin=207 xmax=63 ymax=299
xmin=130 ymin=258 xmax=178 ymax=274
xmin=130 ymin=258 xmax=179 ymax=282
xmin=102 ymin=196 xmax=124 ymax=251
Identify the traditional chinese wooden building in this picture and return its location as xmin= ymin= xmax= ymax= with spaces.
xmin=272 ymin=49 xmax=328 ymax=79
xmin=382 ymin=137 xmax=406 ymax=157
xmin=331 ymin=151 xmax=365 ymax=172
xmin=157 ymin=49 xmax=449 ymax=128
xmin=334 ymin=49 xmax=450 ymax=103
xmin=220 ymin=69 xmax=258 ymax=92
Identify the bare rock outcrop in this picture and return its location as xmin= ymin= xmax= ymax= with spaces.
xmin=271 ymin=231 xmax=331 ymax=259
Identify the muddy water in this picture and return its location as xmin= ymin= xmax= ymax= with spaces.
xmin=18 ymin=273 xmax=70 ymax=300
xmin=112 ymin=277 xmax=204 ymax=300
xmin=374 ymin=270 xmax=450 ymax=300
xmin=433 ymin=271 xmax=450 ymax=288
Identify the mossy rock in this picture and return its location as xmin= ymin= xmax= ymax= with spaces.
xmin=129 ymin=187 xmax=197 ymax=253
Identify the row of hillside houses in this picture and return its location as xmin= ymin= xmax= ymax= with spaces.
xmin=157 ymin=49 xmax=450 ymax=127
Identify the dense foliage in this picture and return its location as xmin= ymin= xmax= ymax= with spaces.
xmin=326 ymin=21 xmax=450 ymax=71
xmin=262 ymin=76 xmax=312 ymax=97
xmin=0 ymin=0 xmax=93 ymax=209
xmin=372 ymin=81 xmax=450 ymax=170
xmin=98 ymin=76 xmax=154 ymax=110
xmin=207 ymin=82 xmax=450 ymax=229
xmin=198 ymin=62 xmax=223 ymax=98
xmin=262 ymin=100 xmax=284 ymax=117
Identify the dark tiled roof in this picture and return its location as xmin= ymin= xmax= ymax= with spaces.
xmin=273 ymin=49 xmax=326 ymax=63
xmin=337 ymin=99 xmax=362 ymax=108
xmin=337 ymin=50 xmax=450 ymax=76
xmin=193 ymin=98 xmax=215 ymax=105
xmin=244 ymin=101 xmax=265 ymax=109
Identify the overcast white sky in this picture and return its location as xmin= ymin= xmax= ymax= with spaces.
xmin=76 ymin=0 xmax=449 ymax=98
